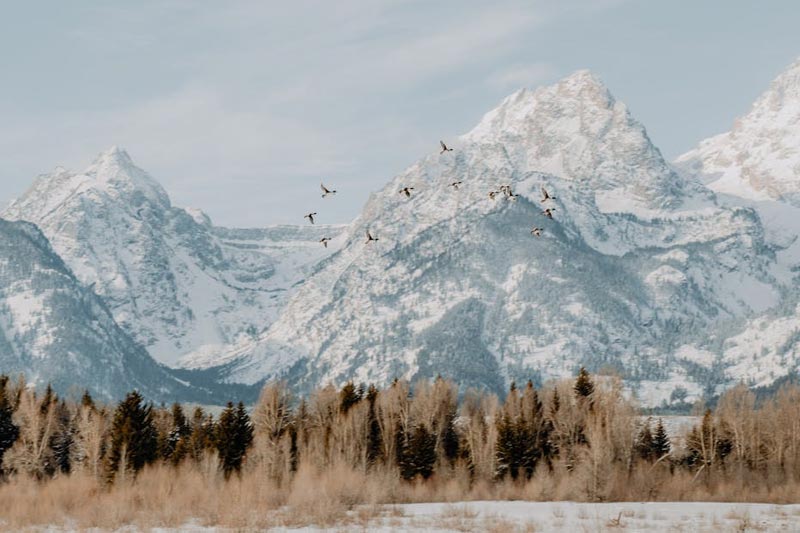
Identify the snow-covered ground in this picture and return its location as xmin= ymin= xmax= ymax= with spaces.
xmin=38 ymin=501 xmax=798 ymax=532
xmin=279 ymin=501 xmax=800 ymax=532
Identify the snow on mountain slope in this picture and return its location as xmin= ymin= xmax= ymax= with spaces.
xmin=3 ymin=147 xmax=343 ymax=367
xmin=0 ymin=218 xmax=218 ymax=402
xmin=676 ymin=58 xmax=800 ymax=203
xmin=217 ymin=71 xmax=779 ymax=402
xmin=675 ymin=57 xmax=800 ymax=390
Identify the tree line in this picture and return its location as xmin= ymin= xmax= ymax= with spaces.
xmin=1 ymin=370 xmax=800 ymax=501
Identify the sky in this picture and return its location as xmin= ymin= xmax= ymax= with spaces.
xmin=1 ymin=0 xmax=798 ymax=227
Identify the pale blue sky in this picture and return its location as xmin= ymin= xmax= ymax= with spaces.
xmin=1 ymin=1 xmax=798 ymax=226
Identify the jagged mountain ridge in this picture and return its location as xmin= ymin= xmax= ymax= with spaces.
xmin=676 ymin=58 xmax=800 ymax=203
xmin=6 ymin=61 xmax=800 ymax=405
xmin=675 ymin=57 xmax=800 ymax=390
xmin=0 ymin=218 xmax=222 ymax=402
xmin=214 ymin=71 xmax=780 ymax=405
xmin=3 ymin=148 xmax=344 ymax=367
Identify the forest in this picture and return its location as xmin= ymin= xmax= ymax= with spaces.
xmin=1 ymin=370 xmax=799 ymax=529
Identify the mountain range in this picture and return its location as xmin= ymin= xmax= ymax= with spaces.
xmin=3 ymin=58 xmax=800 ymax=405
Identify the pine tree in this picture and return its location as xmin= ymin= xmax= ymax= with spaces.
xmin=366 ymin=385 xmax=382 ymax=466
xmin=163 ymin=403 xmax=191 ymax=465
xmin=495 ymin=412 xmax=519 ymax=479
xmin=0 ymin=376 xmax=19 ymax=473
xmin=652 ymin=418 xmax=671 ymax=458
xmin=400 ymin=424 xmax=437 ymax=480
xmin=39 ymin=384 xmax=55 ymax=415
xmin=574 ymin=367 xmax=595 ymax=400
xmin=549 ymin=388 xmax=561 ymax=418
xmin=339 ymin=381 xmax=362 ymax=415
xmin=106 ymin=391 xmax=158 ymax=481
xmin=50 ymin=400 xmax=73 ymax=474
xmin=215 ymin=402 xmax=253 ymax=478
xmin=521 ymin=381 xmax=550 ymax=477
xmin=80 ymin=390 xmax=95 ymax=410
xmin=635 ymin=418 xmax=655 ymax=461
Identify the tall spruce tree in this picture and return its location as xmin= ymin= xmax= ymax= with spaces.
xmin=51 ymin=400 xmax=73 ymax=474
xmin=652 ymin=418 xmax=671 ymax=458
xmin=106 ymin=391 xmax=158 ymax=480
xmin=636 ymin=418 xmax=656 ymax=461
xmin=366 ymin=385 xmax=382 ymax=466
xmin=163 ymin=403 xmax=192 ymax=465
xmin=339 ymin=382 xmax=362 ymax=415
xmin=495 ymin=411 xmax=520 ymax=479
xmin=215 ymin=402 xmax=254 ymax=478
xmin=521 ymin=381 xmax=551 ymax=477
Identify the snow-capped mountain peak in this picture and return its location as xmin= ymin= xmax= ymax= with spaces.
xmin=84 ymin=145 xmax=170 ymax=207
xmin=761 ymin=57 xmax=800 ymax=109
xmin=210 ymin=72 xmax=776 ymax=406
xmin=676 ymin=57 xmax=800 ymax=203
xmin=4 ymin=149 xmax=343 ymax=367
xmin=5 ymin=146 xmax=169 ymax=225
xmin=464 ymin=70 xmax=685 ymax=208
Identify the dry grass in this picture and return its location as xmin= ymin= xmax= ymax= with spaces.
xmin=2 ymin=461 xmax=800 ymax=530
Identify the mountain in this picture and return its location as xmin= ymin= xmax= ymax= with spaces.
xmin=3 ymin=147 xmax=344 ymax=367
xmin=675 ymin=58 xmax=800 ymax=204
xmin=676 ymin=57 xmax=800 ymax=391
xmin=214 ymin=71 xmax=779 ymax=405
xmin=0 ymin=218 xmax=219 ymax=402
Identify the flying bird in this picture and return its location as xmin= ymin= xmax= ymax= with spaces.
xmin=320 ymin=183 xmax=337 ymax=198
xmin=399 ymin=187 xmax=414 ymax=198
xmin=450 ymin=181 xmax=463 ymax=190
xmin=304 ymin=212 xmax=317 ymax=224
xmin=489 ymin=191 xmax=499 ymax=200
xmin=530 ymin=227 xmax=543 ymax=237
xmin=440 ymin=140 xmax=453 ymax=154
xmin=320 ymin=237 xmax=331 ymax=248
xmin=541 ymin=187 xmax=556 ymax=203
xmin=365 ymin=230 xmax=379 ymax=244
xmin=543 ymin=208 xmax=556 ymax=219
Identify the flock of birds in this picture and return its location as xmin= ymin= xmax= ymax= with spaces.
xmin=305 ymin=140 xmax=559 ymax=248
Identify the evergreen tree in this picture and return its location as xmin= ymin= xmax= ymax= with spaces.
xmin=521 ymin=381 xmax=551 ymax=477
xmin=106 ymin=391 xmax=158 ymax=480
xmin=339 ymin=382 xmax=362 ymax=415
xmin=215 ymin=402 xmax=254 ymax=478
xmin=39 ymin=384 xmax=55 ymax=415
xmin=161 ymin=403 xmax=191 ymax=465
xmin=366 ymin=385 xmax=382 ymax=466
xmin=400 ymin=424 xmax=437 ymax=480
xmin=574 ymin=367 xmax=595 ymax=400
xmin=635 ymin=418 xmax=655 ymax=461
xmin=441 ymin=411 xmax=460 ymax=464
xmin=495 ymin=412 xmax=519 ymax=479
xmin=549 ymin=388 xmax=561 ymax=418
xmin=0 ymin=376 xmax=20 ymax=473
xmin=652 ymin=418 xmax=671 ymax=458
xmin=80 ymin=390 xmax=95 ymax=410
xmin=51 ymin=400 xmax=73 ymax=474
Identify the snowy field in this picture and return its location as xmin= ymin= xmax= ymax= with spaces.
xmin=27 ymin=501 xmax=797 ymax=532
xmin=279 ymin=501 xmax=800 ymax=532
